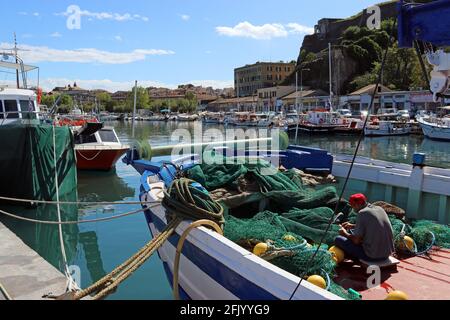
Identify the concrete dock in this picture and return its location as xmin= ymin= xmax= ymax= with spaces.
xmin=0 ymin=221 xmax=70 ymax=300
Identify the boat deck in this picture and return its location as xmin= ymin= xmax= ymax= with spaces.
xmin=335 ymin=248 xmax=450 ymax=300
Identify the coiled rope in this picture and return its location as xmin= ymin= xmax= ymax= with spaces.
xmin=162 ymin=178 xmax=225 ymax=227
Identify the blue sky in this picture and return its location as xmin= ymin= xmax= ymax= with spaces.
xmin=0 ymin=0 xmax=381 ymax=92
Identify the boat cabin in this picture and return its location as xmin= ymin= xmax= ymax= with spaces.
xmin=0 ymin=88 xmax=39 ymax=125
xmin=74 ymin=126 xmax=121 ymax=146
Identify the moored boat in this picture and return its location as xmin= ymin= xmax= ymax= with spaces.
xmin=124 ymin=142 xmax=450 ymax=300
xmin=417 ymin=107 xmax=450 ymax=141
xmin=73 ymin=124 xmax=129 ymax=171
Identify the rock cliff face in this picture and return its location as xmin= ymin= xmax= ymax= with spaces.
xmin=300 ymin=1 xmax=398 ymax=55
xmin=288 ymin=1 xmax=398 ymax=95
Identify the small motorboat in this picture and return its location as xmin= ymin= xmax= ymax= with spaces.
xmin=73 ymin=124 xmax=129 ymax=171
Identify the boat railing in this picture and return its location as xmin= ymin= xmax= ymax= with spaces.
xmin=0 ymin=110 xmax=50 ymax=125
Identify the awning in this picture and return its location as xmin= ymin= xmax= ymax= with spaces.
xmin=0 ymin=60 xmax=38 ymax=72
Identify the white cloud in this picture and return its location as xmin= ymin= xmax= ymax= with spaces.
xmin=18 ymin=12 xmax=40 ymax=17
xmin=55 ymin=9 xmax=149 ymax=22
xmin=0 ymin=43 xmax=175 ymax=64
xmin=36 ymin=78 xmax=233 ymax=92
xmin=180 ymin=14 xmax=190 ymax=21
xmin=286 ymin=23 xmax=314 ymax=35
xmin=216 ymin=21 xmax=314 ymax=40
xmin=114 ymin=35 xmax=123 ymax=41
xmin=50 ymin=32 xmax=62 ymax=38
xmin=205 ymin=50 xmax=212 ymax=54
xmin=216 ymin=22 xmax=287 ymax=40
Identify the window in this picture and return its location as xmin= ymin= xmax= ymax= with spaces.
xmin=0 ymin=101 xmax=3 ymax=119
xmin=20 ymin=100 xmax=36 ymax=120
xmin=4 ymin=100 xmax=19 ymax=119
xmin=98 ymin=130 xmax=118 ymax=143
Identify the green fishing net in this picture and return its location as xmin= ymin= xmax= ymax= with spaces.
xmin=185 ymin=151 xmax=359 ymax=299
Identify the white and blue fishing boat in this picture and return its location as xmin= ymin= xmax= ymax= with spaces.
xmin=123 ymin=141 xmax=450 ymax=300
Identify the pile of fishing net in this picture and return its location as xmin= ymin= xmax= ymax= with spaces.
xmin=186 ymin=151 xmax=358 ymax=300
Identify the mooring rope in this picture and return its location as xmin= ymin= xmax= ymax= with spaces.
xmin=73 ymin=217 xmax=182 ymax=300
xmin=52 ymin=125 xmax=75 ymax=291
xmin=0 ymin=205 xmax=159 ymax=225
xmin=0 ymin=195 xmax=156 ymax=206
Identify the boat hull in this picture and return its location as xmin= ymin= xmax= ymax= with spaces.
xmin=76 ymin=147 xmax=129 ymax=171
xmin=419 ymin=119 xmax=450 ymax=141
xmin=143 ymin=203 xmax=339 ymax=300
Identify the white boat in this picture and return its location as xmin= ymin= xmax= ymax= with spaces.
xmin=177 ymin=114 xmax=199 ymax=122
xmin=256 ymin=113 xmax=280 ymax=128
xmin=203 ymin=112 xmax=223 ymax=124
xmin=364 ymin=120 xmax=411 ymax=136
xmin=417 ymin=107 xmax=450 ymax=141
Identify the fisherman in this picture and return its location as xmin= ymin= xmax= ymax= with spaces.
xmin=334 ymin=193 xmax=395 ymax=262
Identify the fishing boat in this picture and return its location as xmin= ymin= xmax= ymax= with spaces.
xmin=364 ymin=108 xmax=411 ymax=137
xmin=0 ymin=50 xmax=78 ymax=201
xmin=290 ymin=110 xmax=347 ymax=134
xmin=256 ymin=113 xmax=281 ymax=128
xmin=202 ymin=112 xmax=224 ymax=124
xmin=0 ymin=88 xmax=40 ymax=124
xmin=123 ymin=142 xmax=450 ymax=300
xmin=417 ymin=106 xmax=450 ymax=141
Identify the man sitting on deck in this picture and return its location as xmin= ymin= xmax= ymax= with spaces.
xmin=335 ymin=194 xmax=395 ymax=263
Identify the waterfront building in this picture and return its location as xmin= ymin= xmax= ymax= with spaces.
xmin=234 ymin=61 xmax=296 ymax=97
xmin=207 ymin=96 xmax=258 ymax=112
xmin=339 ymin=84 xmax=450 ymax=114
xmin=281 ymin=89 xmax=330 ymax=112
xmin=256 ymin=86 xmax=295 ymax=112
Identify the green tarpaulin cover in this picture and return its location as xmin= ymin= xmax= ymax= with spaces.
xmin=0 ymin=123 xmax=77 ymax=201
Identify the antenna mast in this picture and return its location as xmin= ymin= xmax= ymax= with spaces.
xmin=14 ymin=33 xmax=20 ymax=89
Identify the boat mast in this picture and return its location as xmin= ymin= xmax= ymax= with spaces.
xmin=329 ymin=42 xmax=333 ymax=112
xmin=14 ymin=33 xmax=19 ymax=89
xmin=132 ymin=80 xmax=137 ymax=139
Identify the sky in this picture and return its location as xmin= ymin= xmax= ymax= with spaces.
xmin=0 ymin=0 xmax=381 ymax=92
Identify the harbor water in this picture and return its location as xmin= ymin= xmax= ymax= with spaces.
xmin=1 ymin=120 xmax=449 ymax=299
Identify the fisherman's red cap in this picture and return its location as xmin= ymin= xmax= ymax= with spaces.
xmin=349 ymin=194 xmax=367 ymax=207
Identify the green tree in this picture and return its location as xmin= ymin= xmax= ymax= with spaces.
xmin=126 ymin=87 xmax=149 ymax=112
xmin=40 ymin=94 xmax=55 ymax=108
xmin=96 ymin=92 xmax=112 ymax=111
xmin=58 ymin=94 xmax=73 ymax=113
